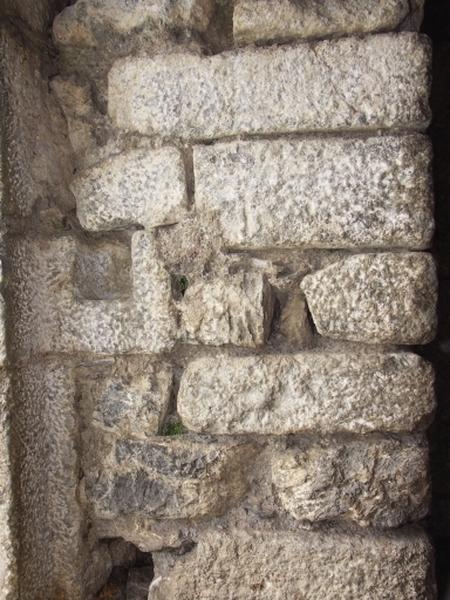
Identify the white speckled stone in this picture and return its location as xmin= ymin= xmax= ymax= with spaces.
xmin=301 ymin=253 xmax=437 ymax=344
xmin=109 ymin=33 xmax=431 ymax=139
xmin=194 ymin=135 xmax=433 ymax=250
xmin=149 ymin=528 xmax=434 ymax=600
xmin=72 ymin=147 xmax=187 ymax=232
xmin=272 ymin=436 xmax=429 ymax=528
xmin=85 ymin=437 xmax=253 ymax=520
xmin=178 ymin=353 xmax=434 ymax=435
xmin=233 ymin=0 xmax=411 ymax=45
xmin=0 ymin=374 xmax=14 ymax=599
xmin=179 ymin=272 xmax=273 ymax=347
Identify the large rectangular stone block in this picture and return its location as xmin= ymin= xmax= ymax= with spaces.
xmin=109 ymin=33 xmax=431 ymax=139
xmin=149 ymin=528 xmax=434 ymax=600
xmin=178 ymin=353 xmax=434 ymax=435
xmin=233 ymin=0 xmax=411 ymax=45
xmin=194 ymin=135 xmax=433 ymax=250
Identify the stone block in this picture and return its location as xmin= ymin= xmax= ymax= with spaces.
xmin=85 ymin=438 xmax=253 ymax=520
xmin=272 ymin=437 xmax=429 ymax=528
xmin=53 ymin=0 xmax=215 ymax=47
xmin=149 ymin=528 xmax=434 ymax=599
xmin=301 ymin=253 xmax=437 ymax=344
xmin=179 ymin=272 xmax=273 ymax=347
xmin=233 ymin=0 xmax=411 ymax=45
xmin=177 ymin=353 xmax=434 ymax=435
xmin=72 ymin=147 xmax=187 ymax=231
xmin=193 ymin=135 xmax=433 ymax=250
xmin=109 ymin=34 xmax=431 ymax=139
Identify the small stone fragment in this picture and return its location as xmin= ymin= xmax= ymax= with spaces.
xmin=279 ymin=293 xmax=313 ymax=347
xmin=149 ymin=528 xmax=434 ymax=599
xmin=109 ymin=34 xmax=431 ymax=139
xmin=301 ymin=253 xmax=437 ymax=344
xmin=233 ymin=0 xmax=411 ymax=45
xmin=72 ymin=147 xmax=187 ymax=231
xmin=272 ymin=436 xmax=429 ymax=528
xmin=179 ymin=272 xmax=273 ymax=347
xmin=177 ymin=353 xmax=434 ymax=435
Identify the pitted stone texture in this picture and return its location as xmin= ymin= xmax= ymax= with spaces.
xmin=73 ymin=147 xmax=187 ymax=231
xmin=272 ymin=437 xmax=429 ymax=528
xmin=194 ymin=135 xmax=433 ymax=250
xmin=178 ymin=353 xmax=434 ymax=435
xmin=149 ymin=528 xmax=434 ymax=600
xmin=109 ymin=33 xmax=431 ymax=139
xmin=85 ymin=438 xmax=253 ymax=520
xmin=179 ymin=272 xmax=273 ymax=347
xmin=301 ymin=253 xmax=437 ymax=344
xmin=53 ymin=0 xmax=215 ymax=47
xmin=0 ymin=375 xmax=14 ymax=599
xmin=0 ymin=264 xmax=5 ymax=367
xmin=10 ymin=232 xmax=175 ymax=356
xmin=233 ymin=0 xmax=411 ymax=45
xmin=80 ymin=359 xmax=172 ymax=438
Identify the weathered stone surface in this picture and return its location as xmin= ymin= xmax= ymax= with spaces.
xmin=53 ymin=0 xmax=214 ymax=47
xmin=301 ymin=253 xmax=437 ymax=344
xmin=233 ymin=0 xmax=411 ymax=45
xmin=80 ymin=359 xmax=172 ymax=438
xmin=194 ymin=135 xmax=433 ymax=249
xmin=178 ymin=353 xmax=434 ymax=435
xmin=279 ymin=293 xmax=313 ymax=347
xmin=272 ymin=437 xmax=429 ymax=528
xmin=10 ymin=232 xmax=175 ymax=356
xmin=109 ymin=34 xmax=431 ymax=139
xmin=73 ymin=147 xmax=187 ymax=232
xmin=179 ymin=272 xmax=273 ymax=347
xmin=85 ymin=438 xmax=253 ymax=520
xmin=149 ymin=528 xmax=434 ymax=600
xmin=50 ymin=76 xmax=94 ymax=119
xmin=0 ymin=375 xmax=14 ymax=599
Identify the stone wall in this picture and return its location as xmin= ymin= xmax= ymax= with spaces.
xmin=0 ymin=0 xmax=441 ymax=599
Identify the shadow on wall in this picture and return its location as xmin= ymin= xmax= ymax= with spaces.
xmin=422 ymin=1 xmax=450 ymax=598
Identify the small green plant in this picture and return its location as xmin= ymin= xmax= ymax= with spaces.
xmin=178 ymin=275 xmax=189 ymax=295
xmin=161 ymin=421 xmax=186 ymax=436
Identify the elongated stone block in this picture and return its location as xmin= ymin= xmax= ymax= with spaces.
xmin=301 ymin=253 xmax=437 ymax=344
xmin=177 ymin=353 xmax=434 ymax=435
xmin=272 ymin=437 xmax=429 ymax=528
xmin=149 ymin=528 xmax=434 ymax=600
xmin=85 ymin=438 xmax=253 ymax=520
xmin=72 ymin=147 xmax=187 ymax=231
xmin=109 ymin=33 xmax=431 ymax=140
xmin=234 ymin=0 xmax=411 ymax=45
xmin=194 ymin=135 xmax=433 ymax=249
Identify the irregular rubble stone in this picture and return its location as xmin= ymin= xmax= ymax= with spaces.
xmin=279 ymin=293 xmax=313 ymax=347
xmin=179 ymin=272 xmax=273 ymax=347
xmin=178 ymin=353 xmax=434 ymax=435
xmin=233 ymin=0 xmax=411 ymax=45
xmin=80 ymin=359 xmax=172 ymax=438
xmin=10 ymin=232 xmax=175 ymax=356
xmin=272 ymin=437 xmax=429 ymax=528
xmin=0 ymin=375 xmax=13 ymax=598
xmin=193 ymin=135 xmax=433 ymax=250
xmin=85 ymin=438 xmax=254 ymax=520
xmin=72 ymin=147 xmax=187 ymax=231
xmin=126 ymin=567 xmax=153 ymax=600
xmin=149 ymin=528 xmax=434 ymax=600
xmin=109 ymin=34 xmax=431 ymax=139
xmin=301 ymin=253 xmax=437 ymax=344
xmin=50 ymin=76 xmax=94 ymax=119
xmin=53 ymin=0 xmax=215 ymax=47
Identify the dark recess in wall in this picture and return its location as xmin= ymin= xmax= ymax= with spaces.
xmin=422 ymin=0 xmax=450 ymax=597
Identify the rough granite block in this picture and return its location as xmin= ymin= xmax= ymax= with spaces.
xmin=178 ymin=353 xmax=435 ymax=435
xmin=194 ymin=135 xmax=433 ymax=250
xmin=301 ymin=252 xmax=437 ymax=344
xmin=109 ymin=33 xmax=431 ymax=139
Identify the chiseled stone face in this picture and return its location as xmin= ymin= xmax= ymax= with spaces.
xmin=109 ymin=33 xmax=431 ymax=139
xmin=179 ymin=272 xmax=273 ymax=347
xmin=194 ymin=135 xmax=433 ymax=250
xmin=177 ymin=353 xmax=435 ymax=435
xmin=233 ymin=0 xmax=411 ymax=45
xmin=272 ymin=436 xmax=429 ymax=528
xmin=72 ymin=147 xmax=187 ymax=231
xmin=149 ymin=528 xmax=434 ymax=600
xmin=85 ymin=438 xmax=254 ymax=520
xmin=301 ymin=253 xmax=437 ymax=344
